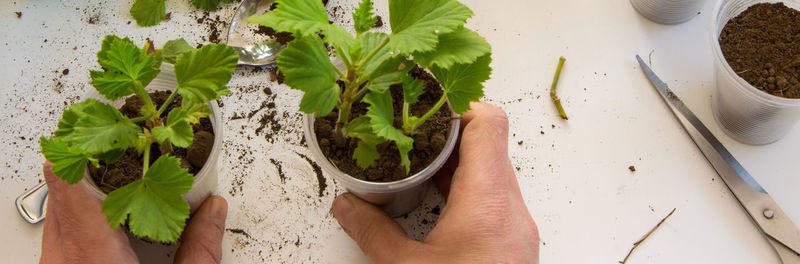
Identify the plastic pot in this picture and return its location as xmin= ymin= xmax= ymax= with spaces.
xmin=303 ymin=113 xmax=460 ymax=217
xmin=630 ymin=0 xmax=707 ymax=24
xmin=710 ymin=0 xmax=800 ymax=145
xmin=80 ymin=63 xmax=222 ymax=212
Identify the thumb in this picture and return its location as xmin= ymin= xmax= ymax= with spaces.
xmin=331 ymin=193 xmax=424 ymax=262
xmin=175 ymin=195 xmax=228 ymax=264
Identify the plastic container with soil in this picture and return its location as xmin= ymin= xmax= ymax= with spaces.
xmin=303 ymin=79 xmax=460 ymax=217
xmin=80 ymin=63 xmax=222 ymax=212
xmin=711 ymin=0 xmax=800 ymax=145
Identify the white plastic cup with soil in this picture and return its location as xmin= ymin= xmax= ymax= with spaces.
xmin=304 ymin=114 xmax=460 ymax=217
xmin=711 ymin=0 xmax=800 ymax=145
xmin=81 ymin=63 xmax=222 ymax=212
xmin=630 ymin=0 xmax=707 ymax=24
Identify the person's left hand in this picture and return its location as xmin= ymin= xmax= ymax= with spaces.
xmin=39 ymin=162 xmax=228 ymax=264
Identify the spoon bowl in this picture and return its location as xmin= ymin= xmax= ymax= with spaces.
xmin=227 ymin=0 xmax=282 ymax=66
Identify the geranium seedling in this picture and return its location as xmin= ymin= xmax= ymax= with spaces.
xmin=40 ymin=35 xmax=238 ymax=242
xmin=249 ymin=0 xmax=492 ymax=173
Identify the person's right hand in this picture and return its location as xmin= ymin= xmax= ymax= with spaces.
xmin=331 ymin=102 xmax=540 ymax=263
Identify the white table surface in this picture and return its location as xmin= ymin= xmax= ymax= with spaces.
xmin=1 ymin=0 xmax=798 ymax=263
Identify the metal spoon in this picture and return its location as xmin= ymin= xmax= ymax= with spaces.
xmin=226 ymin=0 xmax=283 ymax=66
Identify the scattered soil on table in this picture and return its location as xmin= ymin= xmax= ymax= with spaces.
xmin=254 ymin=25 xmax=295 ymax=45
xmin=719 ymin=3 xmax=800 ymax=99
xmin=14 ymin=12 xmax=21 ymax=19
xmin=88 ymin=91 xmax=214 ymax=194
xmin=296 ymin=152 xmax=326 ymax=197
xmin=314 ymin=67 xmax=452 ymax=182
xmin=196 ymin=11 xmax=228 ymax=44
xmin=374 ymin=15 xmax=383 ymax=28
xmin=629 ymin=166 xmax=636 ymax=172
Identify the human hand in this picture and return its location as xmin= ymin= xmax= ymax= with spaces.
xmin=39 ymin=162 xmax=228 ymax=264
xmin=331 ymin=102 xmax=540 ymax=263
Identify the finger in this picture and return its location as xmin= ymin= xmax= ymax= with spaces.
xmin=42 ymin=162 xmax=108 ymax=229
xmin=40 ymin=164 xmax=63 ymax=263
xmin=175 ymin=195 xmax=228 ymax=264
xmin=331 ymin=193 xmax=425 ymax=263
xmin=447 ymin=103 xmax=517 ymax=204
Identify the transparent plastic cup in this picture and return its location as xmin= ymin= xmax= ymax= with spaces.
xmin=81 ymin=63 xmax=222 ymax=212
xmin=303 ymin=113 xmax=460 ymax=217
xmin=630 ymin=0 xmax=707 ymax=24
xmin=711 ymin=0 xmax=800 ymax=145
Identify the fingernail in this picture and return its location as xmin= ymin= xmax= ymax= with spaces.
xmin=207 ymin=196 xmax=228 ymax=221
xmin=332 ymin=194 xmax=355 ymax=233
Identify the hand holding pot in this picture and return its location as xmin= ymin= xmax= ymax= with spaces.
xmin=331 ymin=103 xmax=540 ymax=263
xmin=39 ymin=162 xmax=229 ymax=264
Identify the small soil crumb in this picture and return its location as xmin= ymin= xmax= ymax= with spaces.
xmin=628 ymin=166 xmax=636 ymax=172
xmin=720 ymin=3 xmax=800 ymax=98
xmin=62 ymin=69 xmax=69 ymax=75
xmin=14 ymin=12 xmax=22 ymax=19
xmin=374 ymin=15 xmax=383 ymax=27
xmin=87 ymin=14 xmax=99 ymax=24
xmin=165 ymin=12 xmax=172 ymax=21
xmin=517 ymin=140 xmax=523 ymax=145
xmin=226 ymin=228 xmax=256 ymax=241
xmin=270 ymin=158 xmax=287 ymax=184
xmin=269 ymin=68 xmax=285 ymax=84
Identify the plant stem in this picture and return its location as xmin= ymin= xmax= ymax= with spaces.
xmin=333 ymin=64 xmax=346 ymax=80
xmin=550 ymin=56 xmax=568 ymax=120
xmin=133 ymin=81 xmax=156 ymax=119
xmin=142 ymin=144 xmax=151 ymax=175
xmin=402 ymin=102 xmax=410 ymax=127
xmin=358 ymin=36 xmax=390 ymax=69
xmin=408 ymin=95 xmax=447 ymax=132
xmin=334 ymin=46 xmax=354 ymax=70
xmin=351 ymin=84 xmax=370 ymax=104
xmin=619 ymin=208 xmax=677 ymax=264
xmin=131 ymin=116 xmax=148 ymax=123
xmin=155 ymin=88 xmax=179 ymax=118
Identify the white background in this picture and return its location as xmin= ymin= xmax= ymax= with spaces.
xmin=1 ymin=0 xmax=798 ymax=263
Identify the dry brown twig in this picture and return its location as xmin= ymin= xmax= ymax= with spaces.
xmin=619 ymin=208 xmax=677 ymax=264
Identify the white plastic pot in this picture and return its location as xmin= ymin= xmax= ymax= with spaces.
xmin=303 ymin=113 xmax=460 ymax=217
xmin=80 ymin=63 xmax=221 ymax=212
xmin=630 ymin=0 xmax=707 ymax=24
xmin=710 ymin=0 xmax=800 ymax=145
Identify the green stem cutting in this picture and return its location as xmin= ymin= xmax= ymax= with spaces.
xmin=550 ymin=56 xmax=568 ymax=120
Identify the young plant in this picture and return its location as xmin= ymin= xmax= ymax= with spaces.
xmin=130 ymin=0 xmax=234 ymax=27
xmin=39 ymin=35 xmax=238 ymax=242
xmin=249 ymin=0 xmax=492 ymax=173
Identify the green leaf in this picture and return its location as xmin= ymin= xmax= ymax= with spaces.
xmin=431 ymin=53 xmax=492 ymax=114
xmin=174 ymin=44 xmax=238 ymax=106
xmin=151 ymin=109 xmax=194 ymax=148
xmin=130 ymin=0 xmax=166 ymax=27
xmin=323 ymin=24 xmax=356 ymax=51
xmin=91 ymin=35 xmax=160 ymax=101
xmin=402 ymin=75 xmax=425 ymax=104
xmin=160 ymin=38 xmax=194 ymax=64
xmin=277 ymin=36 xmax=339 ymax=116
xmin=102 ymin=155 xmax=194 ymax=243
xmin=353 ymin=142 xmax=380 ymax=169
xmin=353 ymin=0 xmax=377 ymax=36
xmin=346 ymin=116 xmax=386 ymax=169
xmin=389 ymin=0 xmax=473 ymax=54
xmin=55 ymin=99 xmax=103 ymax=139
xmin=69 ymin=102 xmax=141 ymax=153
xmin=40 ymin=137 xmax=95 ymax=184
xmin=413 ymin=27 xmax=490 ymax=69
xmin=247 ymin=0 xmax=329 ymax=37
xmin=171 ymin=104 xmax=211 ymax=124
xmin=97 ymin=149 xmax=126 ymax=164
xmin=363 ymin=90 xmax=414 ymax=173
xmin=346 ymin=116 xmax=384 ymax=145
xmin=191 ymin=0 xmax=234 ymax=11
xmin=358 ymin=33 xmax=411 ymax=92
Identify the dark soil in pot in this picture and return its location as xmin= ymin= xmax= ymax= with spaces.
xmin=88 ymin=91 xmax=215 ymax=194
xmin=314 ymin=67 xmax=452 ymax=183
xmin=719 ymin=2 xmax=800 ymax=99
